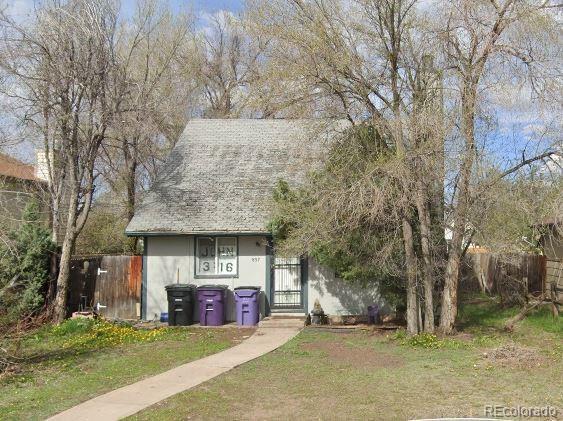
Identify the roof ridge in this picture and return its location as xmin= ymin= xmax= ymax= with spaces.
xmin=186 ymin=118 xmax=349 ymax=122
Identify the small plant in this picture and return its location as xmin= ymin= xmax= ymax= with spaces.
xmin=53 ymin=318 xmax=174 ymax=351
xmin=51 ymin=318 xmax=95 ymax=336
xmin=392 ymin=329 xmax=467 ymax=349
xmin=406 ymin=332 xmax=444 ymax=349
xmin=392 ymin=328 xmax=408 ymax=341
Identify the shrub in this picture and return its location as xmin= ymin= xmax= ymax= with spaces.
xmin=75 ymin=208 xmax=134 ymax=254
xmin=0 ymin=201 xmax=56 ymax=329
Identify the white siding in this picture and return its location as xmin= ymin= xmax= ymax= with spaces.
xmin=144 ymin=235 xmax=268 ymax=322
xmin=307 ymin=258 xmax=385 ymax=316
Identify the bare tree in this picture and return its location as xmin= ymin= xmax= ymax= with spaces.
xmin=190 ymin=11 xmax=268 ymax=118
xmin=100 ymin=0 xmax=195 ymax=250
xmin=0 ymin=0 xmax=119 ymax=322
xmin=250 ymin=0 xmax=561 ymax=334
xmin=248 ymin=0 xmax=446 ymax=334
xmin=437 ymin=0 xmax=561 ymax=333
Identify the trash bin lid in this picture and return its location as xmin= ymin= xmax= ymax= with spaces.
xmin=234 ymin=286 xmax=261 ymax=291
xmin=197 ymin=284 xmax=229 ymax=290
xmin=165 ymin=283 xmax=196 ymax=290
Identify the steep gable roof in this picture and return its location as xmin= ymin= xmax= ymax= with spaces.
xmin=126 ymin=119 xmax=350 ymax=235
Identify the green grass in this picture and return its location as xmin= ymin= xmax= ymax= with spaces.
xmin=129 ymin=301 xmax=562 ymax=421
xmin=457 ymin=296 xmax=519 ymax=331
xmin=457 ymin=295 xmax=562 ymax=335
xmin=0 ymin=319 xmax=253 ymax=420
xmin=457 ymin=296 xmax=562 ymax=350
xmin=522 ymin=306 xmax=562 ymax=335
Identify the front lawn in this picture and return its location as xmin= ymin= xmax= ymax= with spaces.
xmin=130 ymin=300 xmax=562 ymax=420
xmin=0 ymin=318 xmax=254 ymax=420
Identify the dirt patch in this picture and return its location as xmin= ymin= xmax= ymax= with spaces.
xmin=451 ymin=332 xmax=474 ymax=342
xmin=302 ymin=340 xmax=404 ymax=368
xmin=215 ymin=327 xmax=257 ymax=344
xmin=483 ymin=343 xmax=546 ymax=368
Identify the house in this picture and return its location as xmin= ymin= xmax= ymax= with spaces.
xmin=0 ymin=152 xmax=48 ymax=232
xmin=126 ymin=119 xmax=385 ymax=322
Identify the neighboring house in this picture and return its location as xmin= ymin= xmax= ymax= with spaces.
xmin=537 ymin=218 xmax=562 ymax=304
xmin=0 ymin=152 xmax=48 ymax=232
xmin=126 ymin=119 xmax=385 ymax=322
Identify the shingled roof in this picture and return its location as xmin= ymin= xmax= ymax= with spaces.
xmin=126 ymin=119 xmax=350 ymax=235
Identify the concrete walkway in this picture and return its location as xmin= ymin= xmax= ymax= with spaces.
xmin=48 ymin=318 xmax=303 ymax=421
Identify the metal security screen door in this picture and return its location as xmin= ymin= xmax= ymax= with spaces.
xmin=272 ymin=257 xmax=303 ymax=309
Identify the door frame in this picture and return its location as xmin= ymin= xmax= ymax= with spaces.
xmin=265 ymin=239 xmax=308 ymax=314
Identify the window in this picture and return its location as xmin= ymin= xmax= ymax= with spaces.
xmin=196 ymin=237 xmax=237 ymax=276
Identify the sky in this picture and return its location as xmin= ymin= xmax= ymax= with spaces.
xmin=121 ymin=0 xmax=243 ymax=16
xmin=7 ymin=0 xmax=244 ymax=18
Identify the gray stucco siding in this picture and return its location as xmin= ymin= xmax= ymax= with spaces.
xmin=144 ymin=235 xmax=268 ymax=322
xmin=307 ymin=258 xmax=386 ymax=316
xmin=143 ymin=234 xmax=385 ymax=322
xmin=144 ymin=236 xmax=191 ymax=321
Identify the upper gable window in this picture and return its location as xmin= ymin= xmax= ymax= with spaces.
xmin=195 ymin=236 xmax=237 ymax=277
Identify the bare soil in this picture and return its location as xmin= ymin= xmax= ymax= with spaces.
xmin=303 ymin=340 xmax=404 ymax=368
xmin=216 ymin=327 xmax=256 ymax=343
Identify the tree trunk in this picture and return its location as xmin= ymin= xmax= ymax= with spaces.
xmin=415 ymin=181 xmax=435 ymax=332
xmin=45 ymin=251 xmax=59 ymax=306
xmin=52 ymin=231 xmax=75 ymax=323
xmin=439 ymin=84 xmax=476 ymax=334
xmin=126 ymin=157 xmax=138 ymax=252
xmin=52 ymin=179 xmax=79 ymax=323
xmin=402 ymin=218 xmax=419 ymax=335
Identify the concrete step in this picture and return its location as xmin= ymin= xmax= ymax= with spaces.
xmin=268 ymin=312 xmax=307 ymax=319
xmin=259 ymin=317 xmax=306 ymax=329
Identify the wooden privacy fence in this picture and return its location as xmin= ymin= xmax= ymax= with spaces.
xmin=545 ymin=258 xmax=562 ymax=304
xmin=462 ymin=252 xmax=546 ymax=300
xmin=68 ymin=255 xmax=142 ymax=320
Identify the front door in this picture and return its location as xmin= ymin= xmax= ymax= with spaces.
xmin=271 ymin=256 xmax=305 ymax=310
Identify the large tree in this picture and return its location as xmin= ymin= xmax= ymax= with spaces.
xmin=0 ymin=0 xmax=119 ymax=322
xmin=100 ymin=0 xmax=195 ymax=251
xmin=437 ymin=0 xmax=561 ymax=333
xmin=188 ymin=11 xmax=269 ymax=118
xmin=249 ymin=0 xmax=445 ymax=333
xmin=249 ymin=0 xmax=560 ymax=334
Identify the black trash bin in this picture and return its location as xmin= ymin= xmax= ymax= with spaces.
xmin=165 ymin=284 xmax=196 ymax=326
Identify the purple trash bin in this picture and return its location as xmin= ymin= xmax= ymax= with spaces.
xmin=234 ymin=287 xmax=261 ymax=326
xmin=367 ymin=304 xmax=380 ymax=324
xmin=197 ymin=285 xmax=228 ymax=326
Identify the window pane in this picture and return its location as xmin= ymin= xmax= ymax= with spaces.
xmin=217 ymin=237 xmax=237 ymax=275
xmin=197 ymin=237 xmax=216 ymax=275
